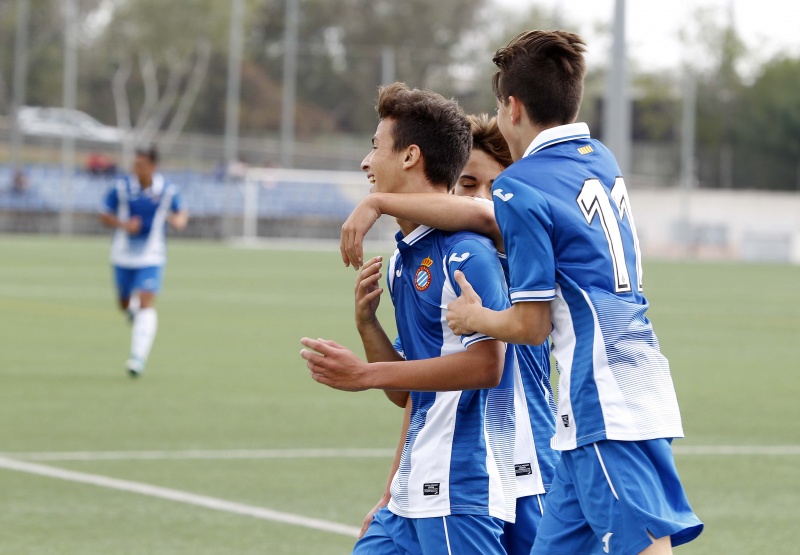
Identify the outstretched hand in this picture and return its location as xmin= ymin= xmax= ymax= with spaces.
xmin=446 ymin=271 xmax=483 ymax=336
xmin=340 ymin=197 xmax=382 ymax=270
xmin=300 ymin=338 xmax=372 ymax=391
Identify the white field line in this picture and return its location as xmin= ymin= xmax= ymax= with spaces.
xmin=2 ymin=445 xmax=799 ymax=462
xmin=1 ymin=447 xmax=396 ymax=462
xmin=0 ymin=456 xmax=360 ymax=538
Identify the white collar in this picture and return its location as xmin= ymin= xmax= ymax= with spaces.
xmin=523 ymin=122 xmax=591 ymax=158
xmin=134 ymin=173 xmax=164 ymax=196
xmin=399 ymin=224 xmax=434 ymax=246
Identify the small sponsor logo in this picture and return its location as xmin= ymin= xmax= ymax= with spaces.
xmin=414 ymin=257 xmax=433 ymax=291
xmin=561 ymin=414 xmax=570 ymax=428
xmin=423 ymin=483 xmax=440 ymax=496
xmin=578 ymin=145 xmax=594 ymax=155
xmin=493 ymin=189 xmax=514 ymax=202
xmin=448 ymin=252 xmax=470 ymax=264
xmin=514 ymin=463 xmax=533 ymax=476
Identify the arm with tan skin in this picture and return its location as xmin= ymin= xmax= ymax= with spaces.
xmin=355 ymin=256 xmax=408 ymax=408
xmin=168 ymin=210 xmax=189 ymax=231
xmin=100 ymin=212 xmax=141 ymax=234
xmin=300 ymin=337 xmax=505 ymax=392
xmin=358 ymin=396 xmax=411 ymax=538
xmin=446 ymin=271 xmax=552 ymax=346
xmin=340 ymin=193 xmax=501 ymax=269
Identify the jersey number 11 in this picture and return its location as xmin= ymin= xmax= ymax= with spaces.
xmin=577 ymin=177 xmax=643 ymax=293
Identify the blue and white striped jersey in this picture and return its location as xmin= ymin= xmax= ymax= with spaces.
xmin=498 ymin=254 xmax=558 ymax=496
xmin=102 ymin=174 xmax=183 ymax=268
xmin=492 ymin=123 xmax=684 ymax=451
xmin=386 ymin=225 xmax=516 ymax=522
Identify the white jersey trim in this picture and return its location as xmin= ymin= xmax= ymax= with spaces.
xmin=523 ymin=122 xmax=591 ymax=157
xmin=510 ymin=289 xmax=556 ymax=302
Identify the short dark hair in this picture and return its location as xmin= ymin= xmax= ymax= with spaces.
xmin=135 ymin=145 xmax=159 ymax=164
xmin=467 ymin=114 xmax=513 ymax=168
xmin=492 ymin=30 xmax=587 ymax=127
xmin=377 ymin=82 xmax=472 ymax=190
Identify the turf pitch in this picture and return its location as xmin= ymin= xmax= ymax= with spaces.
xmin=0 ymin=236 xmax=797 ymax=554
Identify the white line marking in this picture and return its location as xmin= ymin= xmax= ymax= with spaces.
xmin=2 ymin=448 xmax=396 ymax=462
xmin=673 ymin=445 xmax=800 ymax=456
xmin=2 ymin=445 xmax=798 ymax=462
xmin=0 ymin=455 xmax=360 ymax=538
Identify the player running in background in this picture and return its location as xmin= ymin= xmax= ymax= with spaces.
xmin=300 ymin=83 xmax=517 ymax=555
xmin=100 ymin=146 xmax=188 ymax=377
xmin=342 ymin=114 xmax=558 ymax=555
xmin=446 ymin=31 xmax=703 ymax=555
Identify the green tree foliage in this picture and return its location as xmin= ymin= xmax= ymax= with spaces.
xmin=736 ymin=57 xmax=800 ymax=190
xmin=250 ymin=0 xmax=485 ymax=133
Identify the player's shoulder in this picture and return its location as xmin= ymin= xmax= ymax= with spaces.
xmin=441 ymin=230 xmax=498 ymax=264
xmin=157 ymin=173 xmax=180 ymax=195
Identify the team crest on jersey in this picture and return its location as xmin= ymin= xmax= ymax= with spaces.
xmin=414 ymin=257 xmax=433 ymax=291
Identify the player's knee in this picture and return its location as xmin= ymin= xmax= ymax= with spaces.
xmin=139 ymin=293 xmax=156 ymax=308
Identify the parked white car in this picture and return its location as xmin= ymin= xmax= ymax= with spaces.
xmin=17 ymin=106 xmax=123 ymax=143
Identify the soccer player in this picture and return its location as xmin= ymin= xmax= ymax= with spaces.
xmin=446 ymin=31 xmax=703 ymax=555
xmin=342 ymin=114 xmax=558 ymax=555
xmin=300 ymin=83 xmax=517 ymax=554
xmin=100 ymin=146 xmax=188 ymax=377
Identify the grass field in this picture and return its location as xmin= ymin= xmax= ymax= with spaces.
xmin=0 ymin=235 xmax=798 ymax=554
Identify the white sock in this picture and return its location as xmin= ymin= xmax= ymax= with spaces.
xmin=128 ymin=294 xmax=141 ymax=315
xmin=130 ymin=308 xmax=158 ymax=364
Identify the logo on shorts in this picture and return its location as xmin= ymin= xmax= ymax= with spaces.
xmin=414 ymin=257 xmax=433 ymax=291
xmin=514 ymin=463 xmax=533 ymax=476
xmin=423 ymin=483 xmax=440 ymax=496
xmin=561 ymin=414 xmax=570 ymax=428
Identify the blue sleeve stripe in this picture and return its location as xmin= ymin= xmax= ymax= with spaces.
xmin=461 ymin=334 xmax=493 ymax=348
xmin=510 ymin=289 xmax=556 ymax=302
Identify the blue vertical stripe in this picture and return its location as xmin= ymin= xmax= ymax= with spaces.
xmin=560 ymin=282 xmax=606 ymax=442
xmin=448 ymin=390 xmax=488 ymax=513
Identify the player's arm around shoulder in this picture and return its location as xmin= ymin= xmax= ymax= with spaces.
xmin=340 ymin=192 xmax=499 ymax=269
xmin=446 ymin=230 xmax=552 ymax=347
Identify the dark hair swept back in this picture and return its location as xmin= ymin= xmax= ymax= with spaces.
xmin=377 ymin=82 xmax=472 ymax=190
xmin=492 ymin=30 xmax=587 ymax=126
xmin=467 ymin=114 xmax=512 ymax=169
xmin=134 ymin=145 xmax=159 ymax=164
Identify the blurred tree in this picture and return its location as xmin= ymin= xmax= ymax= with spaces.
xmin=250 ymin=0 xmax=486 ymax=134
xmin=0 ymin=0 xmax=103 ymax=115
xmin=94 ymin=0 xmax=233 ymax=162
xmin=680 ymin=5 xmax=746 ymax=188
xmin=736 ymin=57 xmax=800 ymax=190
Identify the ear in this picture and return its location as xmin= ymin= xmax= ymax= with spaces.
xmin=401 ymin=145 xmax=422 ymax=170
xmin=507 ymin=96 xmax=524 ymax=126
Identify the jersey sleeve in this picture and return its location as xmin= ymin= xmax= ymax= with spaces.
xmin=492 ymin=175 xmax=555 ymax=302
xmin=392 ymin=335 xmax=406 ymax=360
xmin=102 ymin=186 xmax=118 ymax=214
xmin=447 ymin=238 xmax=509 ymax=348
xmin=170 ymin=189 xmax=184 ymax=213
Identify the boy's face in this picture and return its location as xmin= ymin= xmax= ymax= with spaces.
xmin=133 ymin=154 xmax=155 ymax=184
xmin=361 ymin=118 xmax=408 ymax=194
xmin=453 ymin=149 xmax=505 ymax=201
